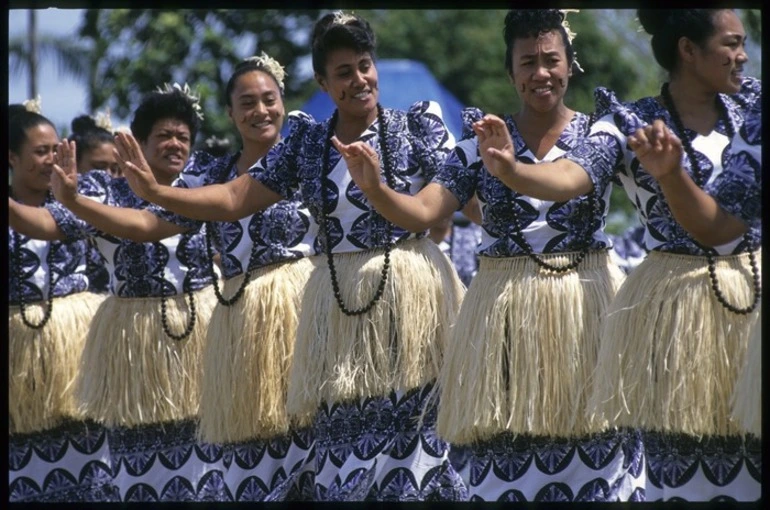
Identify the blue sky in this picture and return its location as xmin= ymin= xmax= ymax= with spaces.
xmin=8 ymin=9 xmax=102 ymax=131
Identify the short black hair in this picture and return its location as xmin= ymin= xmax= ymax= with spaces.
xmin=311 ymin=12 xmax=377 ymax=76
xmin=638 ymin=9 xmax=727 ymax=73
xmin=130 ymin=88 xmax=201 ymax=143
xmin=503 ymin=9 xmax=575 ymax=76
xmin=9 ymin=104 xmax=56 ymax=155
xmin=70 ymin=115 xmax=114 ymax=165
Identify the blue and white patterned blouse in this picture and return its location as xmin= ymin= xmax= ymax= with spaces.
xmin=248 ymin=101 xmax=456 ymax=254
xmin=9 ymin=194 xmax=92 ymax=305
xmin=150 ymin=150 xmax=318 ymax=280
xmin=565 ymin=77 xmax=761 ymax=256
xmin=433 ymin=107 xmax=612 ymax=258
xmin=45 ymin=171 xmax=213 ymax=298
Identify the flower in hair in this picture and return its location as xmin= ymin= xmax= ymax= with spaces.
xmin=559 ymin=9 xmax=585 ymax=73
xmin=93 ymin=107 xmax=113 ymax=132
xmin=332 ymin=10 xmax=356 ymax=26
xmin=244 ymin=52 xmax=287 ymax=92
xmin=23 ymin=95 xmax=42 ymax=114
xmin=156 ymin=82 xmax=205 ymax=121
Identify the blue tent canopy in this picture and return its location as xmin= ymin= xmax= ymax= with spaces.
xmin=287 ymin=59 xmax=466 ymax=140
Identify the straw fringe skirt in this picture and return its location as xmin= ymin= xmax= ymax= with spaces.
xmin=436 ymin=250 xmax=625 ymax=444
xmin=75 ymin=286 xmax=216 ymax=428
xmin=9 ymin=291 xmax=105 ymax=435
xmin=198 ymin=258 xmax=316 ymax=443
xmin=286 ymin=238 xmax=465 ymax=424
xmin=730 ymin=309 xmax=761 ymax=437
xmin=588 ymin=250 xmax=761 ymax=436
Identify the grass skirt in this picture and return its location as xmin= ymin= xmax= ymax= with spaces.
xmin=435 ymin=250 xmax=624 ymax=444
xmin=197 ymin=257 xmax=316 ymax=443
xmin=9 ymin=291 xmax=105 ymax=434
xmin=286 ymin=238 xmax=464 ymax=425
xmin=730 ymin=309 xmax=761 ymax=437
xmin=75 ymin=286 xmax=216 ymax=427
xmin=588 ymin=250 xmax=761 ymax=436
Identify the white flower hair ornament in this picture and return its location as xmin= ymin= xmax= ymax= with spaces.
xmin=332 ymin=10 xmax=357 ymax=26
xmin=244 ymin=52 xmax=287 ymax=93
xmin=156 ymin=82 xmax=205 ymax=121
xmin=93 ymin=107 xmax=113 ymax=132
xmin=23 ymin=95 xmax=43 ymax=114
xmin=559 ymin=9 xmax=585 ymax=73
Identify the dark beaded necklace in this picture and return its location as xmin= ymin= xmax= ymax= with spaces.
xmin=13 ymin=229 xmax=55 ymax=330
xmin=11 ymin=189 xmax=55 ymax=329
xmin=204 ymin=152 xmax=261 ymax=306
xmin=506 ymin=113 xmax=598 ymax=273
xmin=320 ymin=104 xmax=395 ymax=316
xmin=160 ymin=288 xmax=197 ymax=340
xmin=660 ymin=82 xmax=760 ymax=315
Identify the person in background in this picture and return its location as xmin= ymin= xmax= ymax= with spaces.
xmin=8 ymin=102 xmax=117 ymax=503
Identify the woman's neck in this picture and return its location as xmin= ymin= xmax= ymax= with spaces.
xmin=334 ymin=109 xmax=378 ymax=144
xmin=515 ymin=102 xmax=574 ymax=134
xmin=11 ymin=184 xmax=47 ymax=207
xmin=665 ymin=75 xmax=721 ymax=135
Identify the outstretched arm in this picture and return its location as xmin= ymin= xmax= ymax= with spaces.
xmin=473 ymin=114 xmax=593 ymax=201
xmin=52 ymin=139 xmax=187 ymax=242
xmin=332 ymin=136 xmax=459 ymax=231
xmin=628 ymin=120 xmax=747 ymax=247
xmin=115 ymin=132 xmax=281 ymax=222
xmin=9 ymin=198 xmax=65 ymax=241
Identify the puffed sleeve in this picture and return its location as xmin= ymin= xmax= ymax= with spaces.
xmin=707 ymin=102 xmax=761 ymax=226
xmin=406 ymin=100 xmax=456 ymax=182
xmin=562 ymin=87 xmax=640 ymax=197
xmin=431 ymin=106 xmax=484 ymax=209
xmin=44 ymin=170 xmax=113 ymax=239
xmin=248 ymin=110 xmax=314 ymax=200
xmin=146 ymin=150 xmax=232 ymax=231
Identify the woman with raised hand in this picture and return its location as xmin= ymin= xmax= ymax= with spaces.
xmin=8 ymin=103 xmax=117 ymax=503
xmin=9 ymin=86 xmax=224 ymax=502
xmin=69 ymin=113 xmax=121 ymax=177
xmin=338 ymin=9 xmax=642 ymax=501
xmin=470 ymin=8 xmax=761 ymax=501
xmin=118 ymin=11 xmax=468 ymax=502
xmin=143 ymin=54 xmax=320 ymax=502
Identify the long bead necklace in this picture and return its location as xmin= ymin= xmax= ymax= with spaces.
xmin=159 ymin=237 xmax=198 ymax=340
xmin=204 ymin=152 xmax=261 ymax=306
xmin=11 ymin=189 xmax=55 ymax=329
xmin=660 ymin=82 xmax=760 ymax=315
xmin=13 ymin=229 xmax=55 ymax=329
xmin=505 ymin=113 xmax=598 ymax=273
xmin=320 ymin=104 xmax=395 ymax=316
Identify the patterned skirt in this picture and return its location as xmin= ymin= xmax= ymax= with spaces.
xmin=224 ymin=427 xmax=314 ymax=501
xmin=292 ymin=385 xmax=468 ymax=501
xmin=461 ymin=429 xmax=646 ymax=502
xmin=108 ymin=419 xmax=229 ymax=502
xmin=588 ymin=250 xmax=762 ymax=501
xmin=9 ymin=419 xmax=119 ymax=502
xmin=643 ymin=431 xmax=761 ymax=502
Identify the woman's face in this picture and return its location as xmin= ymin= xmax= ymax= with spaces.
xmin=316 ymin=48 xmax=379 ymax=121
xmin=79 ymin=141 xmax=120 ymax=177
xmin=228 ymin=70 xmax=285 ymax=148
xmin=139 ymin=118 xmax=191 ymax=183
xmin=9 ymin=122 xmax=59 ymax=196
xmin=687 ymin=10 xmax=748 ymax=95
xmin=509 ymin=30 xmax=572 ymax=114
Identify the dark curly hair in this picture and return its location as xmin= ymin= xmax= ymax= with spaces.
xmin=637 ymin=9 xmax=728 ymax=73
xmin=9 ymin=104 xmax=56 ymax=155
xmin=311 ymin=12 xmax=377 ymax=76
xmin=130 ymin=88 xmax=201 ymax=143
xmin=503 ymin=9 xmax=576 ymax=76
xmin=70 ymin=115 xmax=114 ymax=166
